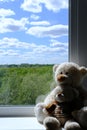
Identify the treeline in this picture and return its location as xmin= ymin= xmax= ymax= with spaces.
xmin=0 ymin=64 xmax=53 ymax=68
xmin=0 ymin=65 xmax=54 ymax=105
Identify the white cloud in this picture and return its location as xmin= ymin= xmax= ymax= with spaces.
xmin=0 ymin=49 xmax=19 ymax=56
xmin=0 ymin=37 xmax=68 ymax=64
xmin=42 ymin=0 xmax=68 ymax=12
xmin=0 ymin=0 xmax=15 ymax=2
xmin=21 ymin=0 xmax=68 ymax=13
xmin=0 ymin=37 xmax=36 ymax=49
xmin=27 ymin=24 xmax=68 ymax=38
xmin=50 ymin=39 xmax=68 ymax=47
xmin=0 ymin=8 xmax=29 ymax=33
xmin=21 ymin=0 xmax=42 ymax=13
xmin=0 ymin=17 xmax=29 ymax=33
xmin=30 ymin=21 xmax=50 ymax=26
xmin=0 ymin=8 xmax=15 ymax=17
xmin=50 ymin=39 xmax=68 ymax=53
xmin=30 ymin=14 xmax=40 ymax=20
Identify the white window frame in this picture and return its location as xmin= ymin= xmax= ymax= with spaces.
xmin=0 ymin=106 xmax=35 ymax=117
xmin=1 ymin=0 xmax=87 ymax=117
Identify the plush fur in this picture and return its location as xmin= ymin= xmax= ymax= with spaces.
xmin=34 ymin=62 xmax=87 ymax=130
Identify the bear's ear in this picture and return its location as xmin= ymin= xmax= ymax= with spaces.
xmin=79 ymin=66 xmax=87 ymax=76
xmin=53 ymin=64 xmax=58 ymax=73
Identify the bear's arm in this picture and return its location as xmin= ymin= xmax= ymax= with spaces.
xmin=78 ymin=87 xmax=87 ymax=101
xmin=79 ymin=87 xmax=87 ymax=106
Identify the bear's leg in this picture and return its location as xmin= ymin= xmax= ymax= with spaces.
xmin=72 ymin=107 xmax=87 ymax=129
xmin=43 ymin=116 xmax=61 ymax=130
xmin=64 ymin=119 xmax=82 ymax=130
xmin=34 ymin=102 xmax=48 ymax=124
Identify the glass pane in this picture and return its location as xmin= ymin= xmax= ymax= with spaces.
xmin=0 ymin=0 xmax=68 ymax=105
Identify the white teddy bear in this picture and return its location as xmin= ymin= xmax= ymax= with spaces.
xmin=34 ymin=62 xmax=87 ymax=130
xmin=53 ymin=62 xmax=87 ymax=129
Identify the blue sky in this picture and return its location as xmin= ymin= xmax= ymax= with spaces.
xmin=0 ymin=0 xmax=68 ymax=64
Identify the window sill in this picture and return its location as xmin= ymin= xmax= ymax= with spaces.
xmin=0 ymin=117 xmax=45 ymax=130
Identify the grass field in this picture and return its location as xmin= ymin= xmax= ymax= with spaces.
xmin=0 ymin=64 xmax=55 ymax=105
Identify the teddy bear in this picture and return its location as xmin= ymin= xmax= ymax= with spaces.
xmin=53 ymin=62 xmax=87 ymax=129
xmin=34 ymin=85 xmax=81 ymax=130
xmin=34 ymin=62 xmax=87 ymax=130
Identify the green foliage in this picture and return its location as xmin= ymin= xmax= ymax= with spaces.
xmin=0 ymin=65 xmax=54 ymax=105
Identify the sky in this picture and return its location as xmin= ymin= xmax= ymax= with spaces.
xmin=0 ymin=0 xmax=68 ymax=65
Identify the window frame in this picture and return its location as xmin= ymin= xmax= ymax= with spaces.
xmin=69 ymin=0 xmax=87 ymax=66
xmin=0 ymin=106 xmax=35 ymax=117
xmin=69 ymin=0 xmax=79 ymax=64
xmin=1 ymin=0 xmax=87 ymax=117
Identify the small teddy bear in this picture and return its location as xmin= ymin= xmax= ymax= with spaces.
xmin=44 ymin=85 xmax=82 ymax=127
xmin=35 ymin=62 xmax=87 ymax=130
xmin=34 ymin=85 xmax=81 ymax=130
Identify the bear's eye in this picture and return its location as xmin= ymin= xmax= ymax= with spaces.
xmin=60 ymin=72 xmax=63 ymax=74
xmin=65 ymin=72 xmax=69 ymax=75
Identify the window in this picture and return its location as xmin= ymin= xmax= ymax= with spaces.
xmin=0 ymin=0 xmax=68 ymax=116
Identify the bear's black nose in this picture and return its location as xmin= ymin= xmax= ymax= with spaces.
xmin=58 ymin=93 xmax=64 ymax=97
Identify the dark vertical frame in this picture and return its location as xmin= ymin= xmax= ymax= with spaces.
xmin=69 ymin=0 xmax=79 ymax=64
xmin=69 ymin=0 xmax=87 ymax=66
